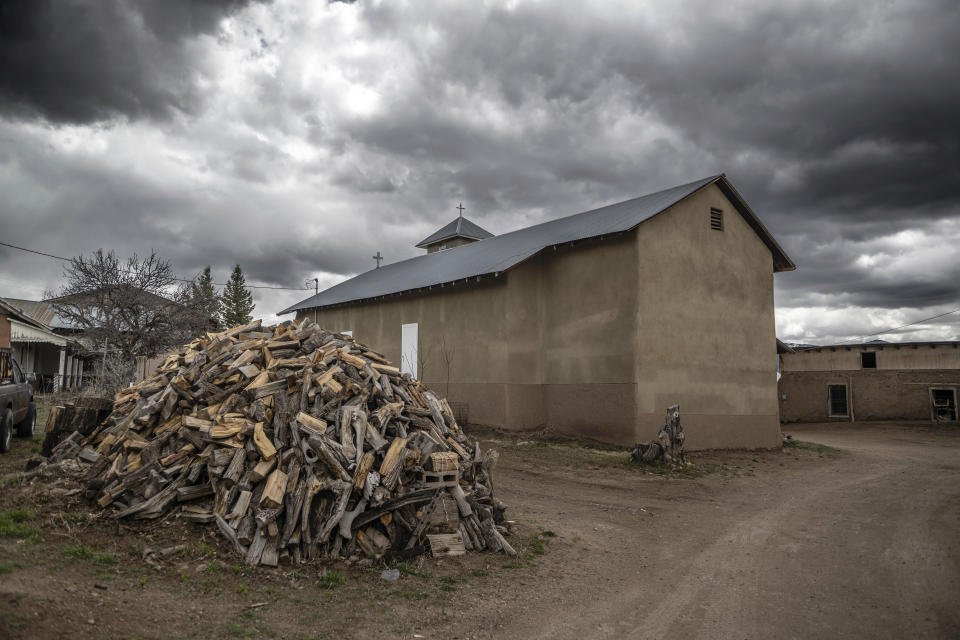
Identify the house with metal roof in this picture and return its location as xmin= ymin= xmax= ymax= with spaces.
xmin=1 ymin=297 xmax=85 ymax=391
xmin=281 ymin=174 xmax=795 ymax=449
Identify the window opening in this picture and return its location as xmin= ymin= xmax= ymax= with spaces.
xmin=931 ymin=389 xmax=957 ymax=422
xmin=828 ymin=384 xmax=848 ymax=417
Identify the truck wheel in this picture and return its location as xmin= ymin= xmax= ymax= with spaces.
xmin=16 ymin=403 xmax=36 ymax=438
xmin=0 ymin=409 xmax=12 ymax=453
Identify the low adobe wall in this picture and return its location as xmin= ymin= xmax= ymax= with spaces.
xmin=779 ymin=369 xmax=960 ymax=423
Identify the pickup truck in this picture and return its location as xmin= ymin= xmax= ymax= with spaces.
xmin=0 ymin=350 xmax=37 ymax=453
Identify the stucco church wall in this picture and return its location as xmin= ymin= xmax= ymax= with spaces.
xmin=506 ymin=234 xmax=639 ymax=443
xmin=297 ymin=234 xmax=640 ymax=441
xmin=632 ymin=184 xmax=782 ymax=449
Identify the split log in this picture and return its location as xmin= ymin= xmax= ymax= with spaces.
xmin=259 ymin=469 xmax=287 ymax=509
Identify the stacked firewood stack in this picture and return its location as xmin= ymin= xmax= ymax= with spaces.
xmin=50 ymin=319 xmax=515 ymax=566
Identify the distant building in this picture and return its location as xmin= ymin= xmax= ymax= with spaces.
xmin=0 ymin=297 xmax=85 ymax=391
xmin=282 ymin=175 xmax=795 ymax=449
xmin=779 ymin=342 xmax=959 ymax=423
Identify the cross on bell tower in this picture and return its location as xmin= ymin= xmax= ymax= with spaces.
xmin=372 ymin=251 xmax=383 ymax=269
xmin=456 ymin=202 xmax=465 ymax=217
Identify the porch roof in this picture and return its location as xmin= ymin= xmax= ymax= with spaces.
xmin=10 ymin=318 xmax=68 ymax=347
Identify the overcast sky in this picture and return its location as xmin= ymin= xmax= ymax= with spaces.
xmin=1 ymin=0 xmax=957 ymax=344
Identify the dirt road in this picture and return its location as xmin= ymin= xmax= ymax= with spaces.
xmin=494 ymin=424 xmax=960 ymax=640
xmin=1 ymin=422 xmax=958 ymax=639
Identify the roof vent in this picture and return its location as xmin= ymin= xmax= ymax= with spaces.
xmin=710 ymin=208 xmax=723 ymax=231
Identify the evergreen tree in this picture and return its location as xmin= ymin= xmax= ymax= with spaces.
xmin=189 ymin=266 xmax=222 ymax=328
xmin=220 ymin=265 xmax=255 ymax=328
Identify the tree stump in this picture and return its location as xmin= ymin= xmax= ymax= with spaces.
xmin=631 ymin=405 xmax=685 ymax=465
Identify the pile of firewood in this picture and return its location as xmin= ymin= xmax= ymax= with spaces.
xmin=41 ymin=396 xmax=113 ymax=456
xmin=50 ymin=319 xmax=515 ymax=566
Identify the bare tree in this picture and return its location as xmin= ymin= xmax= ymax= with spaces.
xmin=94 ymin=352 xmax=137 ymax=396
xmin=51 ymin=250 xmax=207 ymax=363
xmin=417 ymin=339 xmax=434 ymax=383
xmin=439 ymin=334 xmax=455 ymax=398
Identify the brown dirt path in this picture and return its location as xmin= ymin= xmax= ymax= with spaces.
xmin=496 ymin=424 xmax=960 ymax=640
xmin=1 ymin=422 xmax=958 ymax=639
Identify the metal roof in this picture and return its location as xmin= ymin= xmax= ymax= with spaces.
xmin=415 ymin=215 xmax=494 ymax=248
xmin=0 ymin=297 xmax=60 ymax=331
xmin=3 ymin=298 xmax=77 ymax=330
xmin=9 ymin=318 xmax=68 ymax=346
xmin=789 ymin=341 xmax=960 ymax=351
xmin=282 ymin=174 xmax=795 ymax=314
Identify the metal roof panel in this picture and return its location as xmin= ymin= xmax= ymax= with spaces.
xmin=415 ymin=216 xmax=495 ymax=248
xmin=282 ymin=175 xmax=793 ymax=313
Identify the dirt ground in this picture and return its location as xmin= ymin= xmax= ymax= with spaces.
xmin=1 ymin=418 xmax=958 ymax=639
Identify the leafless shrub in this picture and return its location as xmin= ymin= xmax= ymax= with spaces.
xmin=50 ymin=249 xmax=209 ymax=362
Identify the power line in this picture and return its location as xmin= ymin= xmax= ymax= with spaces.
xmin=0 ymin=240 xmax=309 ymax=291
xmin=0 ymin=241 xmax=67 ymax=261
xmin=836 ymin=306 xmax=960 ymax=344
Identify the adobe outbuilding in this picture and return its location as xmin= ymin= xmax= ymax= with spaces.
xmin=779 ymin=341 xmax=959 ymax=423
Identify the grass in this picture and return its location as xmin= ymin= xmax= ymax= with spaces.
xmin=0 ymin=508 xmax=41 ymax=541
xmin=319 ymin=570 xmax=345 ymax=590
xmin=528 ymin=534 xmax=547 ymax=556
xmin=224 ymin=620 xmax=261 ymax=638
xmin=0 ymin=603 xmax=29 ymax=631
xmin=393 ymin=561 xmax=430 ymax=578
xmin=0 ymin=561 xmax=23 ymax=574
xmin=636 ymin=459 xmax=725 ymax=478
xmin=60 ymin=511 xmax=89 ymax=525
xmin=492 ymin=434 xmax=728 ymax=478
xmin=783 ymin=439 xmax=844 ymax=456
xmin=505 ymin=439 xmax=635 ymax=470
xmin=60 ymin=544 xmax=118 ymax=565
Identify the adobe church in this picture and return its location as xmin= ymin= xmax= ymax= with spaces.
xmin=281 ymin=175 xmax=795 ymax=449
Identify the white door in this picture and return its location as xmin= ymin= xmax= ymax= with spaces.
xmin=401 ymin=323 xmax=418 ymax=379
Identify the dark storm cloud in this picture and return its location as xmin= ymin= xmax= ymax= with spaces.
xmin=345 ymin=0 xmax=960 ymax=225
xmin=774 ymin=217 xmax=960 ymax=309
xmin=317 ymin=0 xmax=960 ymax=333
xmin=1 ymin=0 xmax=958 ymax=337
xmin=0 ymin=0 xmax=265 ymax=123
